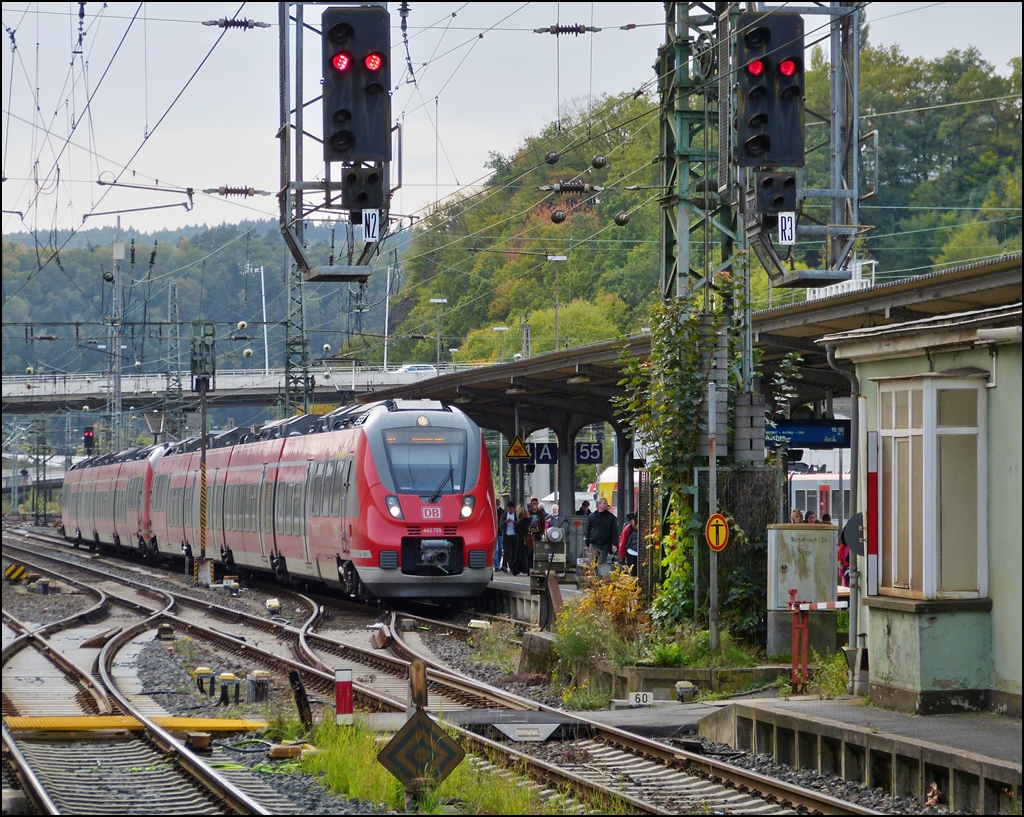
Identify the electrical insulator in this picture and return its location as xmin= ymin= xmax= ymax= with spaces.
xmin=614 ymin=212 xmax=630 ymax=226
xmin=103 ymin=270 xmax=115 ymax=283
xmin=551 ymin=210 xmax=567 ymax=224
xmin=243 ymin=348 xmax=253 ymax=358
xmin=539 ymin=182 xmax=605 ymax=195
xmin=544 ymin=151 xmax=559 ymax=165
xmin=591 ymin=155 xmax=607 ymax=169
xmin=237 ymin=320 xmax=248 ymax=331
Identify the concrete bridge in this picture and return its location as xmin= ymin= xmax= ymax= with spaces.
xmin=1 ymin=365 xmax=451 ymax=415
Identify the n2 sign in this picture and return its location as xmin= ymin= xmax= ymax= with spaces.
xmin=575 ymin=442 xmax=602 ymax=463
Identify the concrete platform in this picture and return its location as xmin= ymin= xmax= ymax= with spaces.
xmin=698 ymin=696 xmax=1021 ymax=813
xmin=583 ymin=700 xmax=724 ymax=740
xmin=480 ymin=572 xmax=580 ymax=623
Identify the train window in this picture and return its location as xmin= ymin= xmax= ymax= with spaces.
xmin=247 ymin=484 xmax=255 ymax=532
xmin=329 ymin=461 xmax=343 ymax=516
xmin=381 ymin=427 xmax=467 ymax=494
xmin=263 ymin=482 xmax=274 ymax=533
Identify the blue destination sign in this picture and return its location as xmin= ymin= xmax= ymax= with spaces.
xmin=766 ymin=419 xmax=851 ymax=449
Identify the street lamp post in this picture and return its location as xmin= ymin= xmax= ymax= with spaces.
xmin=547 ymin=255 xmax=567 ymax=351
xmin=429 ymin=298 xmax=448 ymax=370
xmin=492 ymin=326 xmax=509 ymax=362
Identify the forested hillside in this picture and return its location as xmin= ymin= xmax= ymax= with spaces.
xmin=3 ymin=41 xmax=1019 ymax=375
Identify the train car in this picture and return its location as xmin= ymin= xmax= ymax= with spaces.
xmin=143 ymin=399 xmax=497 ymax=600
xmin=787 ymin=467 xmax=852 ymax=524
xmin=61 ymin=443 xmax=167 ymax=552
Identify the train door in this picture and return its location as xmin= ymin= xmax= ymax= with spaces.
xmin=258 ymin=464 xmax=270 ymax=561
xmin=817 ymin=484 xmax=831 ymax=521
xmin=301 ymin=461 xmax=314 ymax=565
xmin=259 ymin=465 xmax=274 ymax=560
xmin=212 ymin=468 xmax=224 ymax=552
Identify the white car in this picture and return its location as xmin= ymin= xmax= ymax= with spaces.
xmin=396 ymin=364 xmax=439 ymax=375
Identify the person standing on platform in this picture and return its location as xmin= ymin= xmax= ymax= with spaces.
xmin=838 ymin=531 xmax=851 ymax=587
xmin=513 ymin=504 xmax=532 ymax=576
xmin=618 ymin=512 xmax=639 ymax=574
xmin=527 ymin=497 xmax=547 ymax=571
xmin=805 ymin=510 xmax=818 ymax=524
xmin=576 ymin=500 xmax=591 ymax=516
xmin=585 ymin=497 xmax=617 ymax=565
xmin=498 ymin=500 xmax=517 ymax=572
xmin=545 ymin=504 xmax=560 ymax=530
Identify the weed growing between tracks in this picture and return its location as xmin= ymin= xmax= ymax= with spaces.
xmin=468 ymin=620 xmax=521 ymax=674
xmin=302 ymin=719 xmax=614 ymax=814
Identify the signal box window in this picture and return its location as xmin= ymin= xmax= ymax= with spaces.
xmin=877 ymin=377 xmax=986 ymax=599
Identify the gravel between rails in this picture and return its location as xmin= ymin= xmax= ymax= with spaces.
xmin=421 ymin=629 xmax=565 ymax=709
xmin=5 ymin=532 xmax=314 ymax=624
xmin=134 ymin=635 xmax=394 ymax=815
xmin=0 ymin=567 xmax=95 ymax=628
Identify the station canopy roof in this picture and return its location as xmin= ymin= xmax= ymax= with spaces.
xmin=360 ymin=254 xmax=1021 ymax=432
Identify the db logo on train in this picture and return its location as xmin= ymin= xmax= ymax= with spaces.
xmin=422 ymin=507 xmax=443 ymax=519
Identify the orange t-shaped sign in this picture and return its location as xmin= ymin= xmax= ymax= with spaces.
xmin=705 ymin=513 xmax=730 ymax=552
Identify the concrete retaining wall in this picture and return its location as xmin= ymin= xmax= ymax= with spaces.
xmin=581 ymin=660 xmax=789 ymax=701
xmin=699 ymin=702 xmax=1021 ymax=814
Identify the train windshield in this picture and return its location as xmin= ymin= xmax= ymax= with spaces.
xmin=382 ymin=427 xmax=467 ymax=495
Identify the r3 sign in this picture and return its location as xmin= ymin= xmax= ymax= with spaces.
xmin=575 ymin=441 xmax=602 ymax=463
xmin=777 ymin=211 xmax=796 ymax=245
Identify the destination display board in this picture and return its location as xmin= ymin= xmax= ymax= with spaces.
xmin=766 ymin=419 xmax=850 ymax=449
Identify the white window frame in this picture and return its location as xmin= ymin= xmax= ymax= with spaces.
xmin=875 ymin=375 xmax=987 ymax=600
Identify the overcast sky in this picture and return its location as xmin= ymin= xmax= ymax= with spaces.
xmin=1 ymin=2 xmax=1020 ymax=239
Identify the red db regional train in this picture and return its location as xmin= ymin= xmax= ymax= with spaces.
xmin=61 ymin=400 xmax=498 ymax=600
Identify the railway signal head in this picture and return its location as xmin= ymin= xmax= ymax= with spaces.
xmin=83 ymin=426 xmax=95 ymax=455
xmin=734 ymin=12 xmax=805 ymax=168
xmin=322 ymin=6 xmax=392 ymax=164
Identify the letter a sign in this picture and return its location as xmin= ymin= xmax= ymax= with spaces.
xmin=705 ymin=513 xmax=730 ymax=552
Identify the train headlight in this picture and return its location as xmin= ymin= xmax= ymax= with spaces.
xmin=460 ymin=495 xmax=475 ymax=518
xmin=386 ymin=496 xmax=404 ymax=519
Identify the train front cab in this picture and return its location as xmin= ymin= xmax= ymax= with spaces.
xmin=342 ymin=403 xmax=497 ymax=600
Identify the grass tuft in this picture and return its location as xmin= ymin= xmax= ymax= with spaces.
xmin=469 ymin=621 xmax=522 ymax=674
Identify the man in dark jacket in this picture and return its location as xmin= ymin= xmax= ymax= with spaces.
xmin=585 ymin=497 xmax=617 ymax=564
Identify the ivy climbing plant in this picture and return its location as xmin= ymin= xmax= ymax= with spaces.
xmin=614 ymin=298 xmax=724 ymax=625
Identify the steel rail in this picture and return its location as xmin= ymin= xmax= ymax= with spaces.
xmin=98 ymin=616 xmax=273 ymax=815
xmin=2 ymin=723 xmax=60 ymax=815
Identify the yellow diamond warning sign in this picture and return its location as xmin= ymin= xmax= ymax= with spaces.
xmin=505 ymin=435 xmax=531 ymax=459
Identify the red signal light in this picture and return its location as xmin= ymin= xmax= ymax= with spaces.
xmin=364 ymin=52 xmax=384 ymax=71
xmin=331 ymin=51 xmax=353 ymax=72
xmin=746 ymin=59 xmax=765 ymax=77
xmin=779 ymin=58 xmax=798 ymax=77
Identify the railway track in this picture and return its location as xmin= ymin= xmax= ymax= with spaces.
xmin=2 ymin=536 xmax=277 ymax=814
xmin=6 ymin=524 xmax=883 ymax=815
